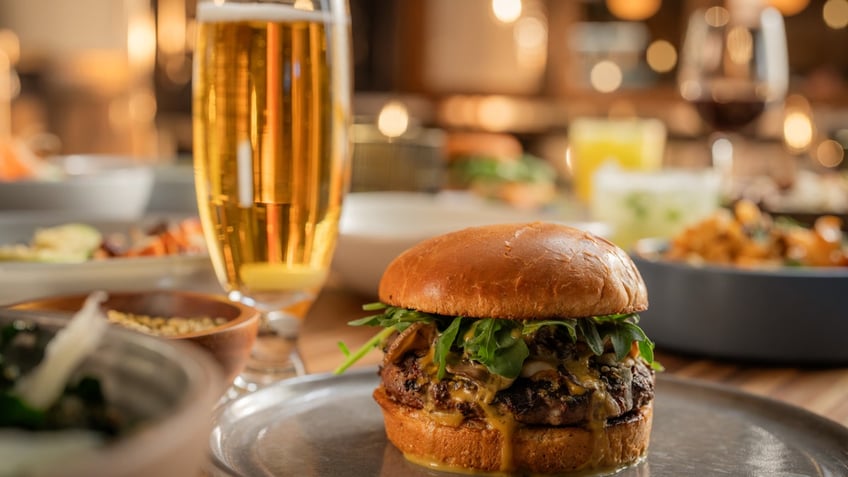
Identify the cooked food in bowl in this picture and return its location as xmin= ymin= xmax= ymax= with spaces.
xmin=1 ymin=293 xmax=124 ymax=434
xmin=0 ymin=218 xmax=206 ymax=263
xmin=11 ymin=291 xmax=260 ymax=385
xmin=336 ymin=222 xmax=659 ymax=475
xmin=0 ymin=292 xmax=223 ymax=477
xmin=633 ymin=201 xmax=848 ymax=364
xmin=660 ymin=199 xmax=847 ymax=268
xmin=105 ymin=310 xmax=227 ymax=337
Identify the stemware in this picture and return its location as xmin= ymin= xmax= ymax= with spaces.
xmin=192 ymin=0 xmax=352 ymax=391
xmin=677 ymin=0 xmax=788 ymax=180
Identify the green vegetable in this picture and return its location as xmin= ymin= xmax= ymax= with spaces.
xmin=0 ymin=321 xmax=120 ymax=434
xmin=453 ymin=154 xmax=556 ymax=185
xmin=435 ymin=317 xmax=462 ymax=379
xmin=334 ymin=304 xmax=663 ymax=377
xmin=0 ymin=223 xmax=103 ymax=263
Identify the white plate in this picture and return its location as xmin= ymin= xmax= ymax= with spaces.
xmin=333 ymin=192 xmax=608 ymax=297
xmin=0 ymin=212 xmax=219 ymax=305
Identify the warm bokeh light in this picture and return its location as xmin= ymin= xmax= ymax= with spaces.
xmin=815 ymin=139 xmax=845 ymax=168
xmin=768 ymin=0 xmax=811 ymax=16
xmin=514 ymin=14 xmax=547 ymax=70
xmin=590 ymin=60 xmax=623 ymax=93
xmin=726 ymin=26 xmax=753 ymax=65
xmin=0 ymin=30 xmax=20 ymax=65
xmin=823 ymin=0 xmax=848 ymax=29
xmin=606 ymin=0 xmax=661 ymax=21
xmin=492 ymin=0 xmax=522 ymax=23
xmin=128 ymin=89 xmax=158 ymax=123
xmin=646 ymin=39 xmax=677 ymax=73
xmin=477 ymin=96 xmax=515 ymax=131
xmin=157 ymin=0 xmax=186 ymax=56
xmin=514 ymin=15 xmax=546 ymax=49
xmin=127 ymin=3 xmax=156 ymax=72
xmin=376 ymin=100 xmax=410 ymax=138
xmin=439 ymin=96 xmax=478 ymax=128
xmin=783 ymin=111 xmax=814 ymax=152
xmin=705 ymin=6 xmax=730 ymax=28
xmin=679 ymin=80 xmax=703 ymax=102
xmin=293 ymin=0 xmax=315 ymax=11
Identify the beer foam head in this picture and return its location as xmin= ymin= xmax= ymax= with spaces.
xmin=197 ymin=2 xmax=344 ymax=23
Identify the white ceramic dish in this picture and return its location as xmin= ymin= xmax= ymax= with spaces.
xmin=147 ymin=161 xmax=198 ymax=214
xmin=0 ymin=212 xmax=219 ymax=305
xmin=332 ymin=192 xmax=609 ymax=297
xmin=0 ymin=155 xmax=154 ymax=220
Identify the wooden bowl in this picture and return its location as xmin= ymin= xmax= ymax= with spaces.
xmin=9 ymin=290 xmax=260 ymax=384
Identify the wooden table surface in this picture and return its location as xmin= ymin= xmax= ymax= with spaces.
xmin=300 ymin=285 xmax=848 ymax=429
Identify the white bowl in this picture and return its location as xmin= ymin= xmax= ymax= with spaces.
xmin=147 ymin=161 xmax=198 ymax=214
xmin=0 ymin=155 xmax=154 ymax=220
xmin=0 ymin=213 xmax=220 ymax=305
xmin=332 ymin=192 xmax=609 ymax=297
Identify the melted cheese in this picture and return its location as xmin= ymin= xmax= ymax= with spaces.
xmin=412 ymin=329 xmax=629 ymax=474
xmin=417 ymin=338 xmax=519 ymax=472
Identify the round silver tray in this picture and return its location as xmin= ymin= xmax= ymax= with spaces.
xmin=207 ymin=368 xmax=848 ymax=476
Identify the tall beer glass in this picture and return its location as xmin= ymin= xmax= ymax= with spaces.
xmin=193 ymin=0 xmax=351 ymax=390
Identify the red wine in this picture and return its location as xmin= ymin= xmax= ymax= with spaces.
xmin=694 ymin=99 xmax=766 ymax=131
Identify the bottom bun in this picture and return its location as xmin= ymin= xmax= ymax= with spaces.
xmin=373 ymin=386 xmax=653 ymax=474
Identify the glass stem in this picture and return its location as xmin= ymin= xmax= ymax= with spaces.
xmin=710 ymin=132 xmax=735 ymax=198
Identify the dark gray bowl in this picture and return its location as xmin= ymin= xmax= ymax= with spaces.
xmin=632 ymin=240 xmax=848 ymax=365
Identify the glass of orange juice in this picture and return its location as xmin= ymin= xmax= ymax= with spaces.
xmin=568 ymin=118 xmax=667 ymax=203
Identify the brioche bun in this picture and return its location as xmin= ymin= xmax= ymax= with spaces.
xmin=444 ymin=132 xmax=523 ymax=161
xmin=374 ymin=387 xmax=652 ymax=474
xmin=378 ymin=222 xmax=648 ymax=319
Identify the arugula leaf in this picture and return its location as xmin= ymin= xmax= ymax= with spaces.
xmin=335 ymin=303 xmax=661 ymax=377
xmin=434 ymin=317 xmax=462 ymax=379
xmin=578 ymin=319 xmax=604 ymax=355
xmin=0 ymin=393 xmax=45 ymax=428
xmin=334 ymin=327 xmax=395 ymax=375
xmin=462 ymin=320 xmax=529 ymax=379
xmin=334 ymin=305 xmax=438 ymax=375
xmin=522 ymin=319 xmax=577 ymax=341
xmin=639 ymin=340 xmax=663 ymax=371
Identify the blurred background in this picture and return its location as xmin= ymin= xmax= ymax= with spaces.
xmin=0 ymin=0 xmax=846 ymax=202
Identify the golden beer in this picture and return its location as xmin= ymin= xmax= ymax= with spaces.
xmin=193 ymin=2 xmax=351 ymax=311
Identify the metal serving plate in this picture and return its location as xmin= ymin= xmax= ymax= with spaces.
xmin=207 ymin=368 xmax=848 ymax=477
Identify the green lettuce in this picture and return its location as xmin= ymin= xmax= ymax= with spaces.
xmin=334 ymin=304 xmax=662 ymax=377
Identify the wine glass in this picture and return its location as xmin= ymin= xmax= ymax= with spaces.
xmin=677 ymin=0 xmax=788 ymax=182
xmin=192 ymin=0 xmax=352 ymax=392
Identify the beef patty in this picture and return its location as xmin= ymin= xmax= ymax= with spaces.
xmin=379 ymin=323 xmax=654 ymax=427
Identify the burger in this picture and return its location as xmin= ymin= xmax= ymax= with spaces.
xmin=443 ymin=132 xmax=558 ymax=210
xmin=336 ymin=222 xmax=659 ymax=475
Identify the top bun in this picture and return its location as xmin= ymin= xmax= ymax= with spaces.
xmin=444 ymin=132 xmax=523 ymax=161
xmin=378 ymin=222 xmax=647 ymax=320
